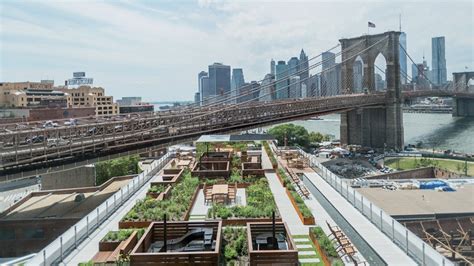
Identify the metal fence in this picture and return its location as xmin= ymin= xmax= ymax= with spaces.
xmin=26 ymin=153 xmax=173 ymax=266
xmin=298 ymin=149 xmax=453 ymax=266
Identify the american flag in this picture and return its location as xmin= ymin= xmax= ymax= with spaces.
xmin=368 ymin=22 xmax=376 ymax=28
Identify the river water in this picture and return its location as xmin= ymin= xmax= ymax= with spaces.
xmin=288 ymin=113 xmax=474 ymax=154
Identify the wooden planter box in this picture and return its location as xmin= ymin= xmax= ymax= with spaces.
xmin=146 ymin=191 xmax=162 ymax=199
xmin=247 ymin=222 xmax=298 ymax=266
xmin=183 ymin=185 xmax=201 ymax=221
xmin=99 ymin=240 xmax=121 ymax=251
xmin=276 ymin=171 xmax=286 ymax=187
xmin=94 ymin=231 xmax=138 ymax=264
xmin=119 ymin=221 xmax=152 ymax=229
xmin=285 ymin=189 xmax=315 ymax=225
xmin=220 ymin=217 xmax=283 ymax=226
xmin=309 ymin=230 xmax=332 ymax=266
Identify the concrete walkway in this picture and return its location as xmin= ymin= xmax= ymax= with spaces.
xmin=304 ymin=171 xmax=416 ymax=266
xmin=261 ymin=147 xmax=307 ymax=235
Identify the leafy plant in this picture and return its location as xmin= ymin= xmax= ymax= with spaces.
xmin=122 ymin=169 xmax=199 ymax=221
xmin=222 ymin=227 xmax=248 ymax=264
xmin=96 ymin=155 xmax=141 ymax=185
xmin=148 ymin=184 xmax=166 ymax=194
xmin=209 ymin=178 xmax=277 ymax=219
xmin=311 ymin=227 xmax=339 ymax=258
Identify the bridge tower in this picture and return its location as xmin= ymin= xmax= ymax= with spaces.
xmin=339 ymin=31 xmax=404 ymax=150
xmin=452 ymin=71 xmax=474 ymax=117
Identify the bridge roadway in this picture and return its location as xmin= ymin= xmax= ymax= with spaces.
xmin=1 ymin=90 xmax=472 ymax=178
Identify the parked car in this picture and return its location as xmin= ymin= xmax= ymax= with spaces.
xmin=47 ymin=138 xmax=71 ymax=148
xmin=43 ymin=120 xmax=59 ymax=128
xmin=64 ymin=119 xmax=78 ymax=126
xmin=26 ymin=135 xmax=45 ymax=144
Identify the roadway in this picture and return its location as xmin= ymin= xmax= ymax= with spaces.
xmin=2 ymin=90 xmax=473 ymax=178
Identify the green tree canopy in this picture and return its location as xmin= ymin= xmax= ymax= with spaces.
xmin=268 ymin=124 xmax=309 ymax=147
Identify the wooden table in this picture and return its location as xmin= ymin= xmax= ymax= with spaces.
xmin=177 ymin=160 xmax=191 ymax=168
xmin=212 ymin=184 xmax=229 ymax=204
xmin=212 ymin=184 xmax=228 ymax=195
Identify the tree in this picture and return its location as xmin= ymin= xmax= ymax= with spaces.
xmin=268 ymin=124 xmax=309 ymax=147
xmin=308 ymin=131 xmax=331 ymax=144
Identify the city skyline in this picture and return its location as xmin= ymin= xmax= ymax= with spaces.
xmin=1 ymin=0 xmax=473 ymax=101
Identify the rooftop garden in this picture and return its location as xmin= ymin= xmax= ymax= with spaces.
xmin=122 ymin=169 xmax=199 ymax=221
xmin=278 ymin=169 xmax=313 ymax=219
xmin=102 ymin=228 xmax=145 ymax=243
xmin=148 ymin=184 xmax=167 ymax=194
xmin=222 ymin=227 xmax=248 ymax=265
xmin=208 ymin=177 xmax=277 ymax=219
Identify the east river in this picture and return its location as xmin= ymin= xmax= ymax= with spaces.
xmin=289 ymin=113 xmax=474 ymax=154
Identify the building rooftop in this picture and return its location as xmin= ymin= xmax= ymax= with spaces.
xmin=356 ymin=184 xmax=474 ymax=219
xmin=0 ymin=177 xmax=131 ymax=220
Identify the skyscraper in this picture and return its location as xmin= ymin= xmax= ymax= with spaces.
xmin=431 ymin=36 xmax=447 ymax=85
xmin=353 ymin=59 xmax=363 ymax=92
xmin=231 ymin=68 xmax=245 ymax=104
xmin=299 ymin=49 xmax=309 ymax=93
xmin=289 ymin=76 xmax=301 ymax=99
xmin=307 ymin=74 xmax=320 ymax=97
xmin=321 ymin=52 xmax=340 ymax=96
xmin=287 ymin=57 xmax=299 ymax=75
xmin=322 ymin=52 xmax=336 ymax=70
xmin=399 ymin=32 xmax=408 ymax=84
xmin=260 ymin=74 xmax=275 ymax=101
xmin=208 ymin=63 xmax=231 ymax=97
xmin=270 ymin=59 xmax=275 ymax=76
xmin=231 ymin=69 xmax=245 ymax=90
xmin=275 ymin=61 xmax=289 ymax=99
xmin=198 ymin=71 xmax=208 ymax=104
xmin=200 ymin=76 xmax=211 ymax=104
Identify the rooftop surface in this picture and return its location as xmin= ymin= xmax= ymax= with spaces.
xmin=1 ymin=178 xmax=130 ymax=220
xmin=357 ymin=185 xmax=474 ymax=217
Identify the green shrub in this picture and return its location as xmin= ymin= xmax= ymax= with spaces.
xmin=311 ymin=227 xmax=339 ymax=258
xmin=209 ymin=177 xmax=277 ymax=219
xmin=222 ymin=227 xmax=248 ymax=263
xmin=148 ymin=184 xmax=166 ymax=194
xmin=102 ymin=228 xmax=145 ymax=242
xmin=96 ymin=155 xmax=141 ymax=185
xmin=122 ymin=169 xmax=199 ymax=221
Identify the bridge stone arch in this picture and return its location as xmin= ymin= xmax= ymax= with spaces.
xmin=453 ymin=71 xmax=474 ymax=92
xmin=339 ymin=31 xmax=404 ymax=150
xmin=340 ymin=31 xmax=401 ymax=99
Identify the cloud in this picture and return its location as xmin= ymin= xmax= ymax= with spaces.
xmin=0 ymin=0 xmax=472 ymax=101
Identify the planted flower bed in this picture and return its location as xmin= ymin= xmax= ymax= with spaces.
xmin=222 ymin=226 xmax=248 ymax=265
xmin=263 ymin=141 xmax=278 ymax=169
xmin=146 ymin=184 xmax=167 ymax=199
xmin=309 ymin=227 xmax=343 ymax=266
xmin=100 ymin=228 xmax=145 ymax=250
xmin=278 ymin=169 xmax=315 ymax=225
xmin=277 ymin=168 xmax=292 ymax=187
xmin=208 ymin=177 xmax=278 ymax=220
xmin=121 ymin=169 xmax=199 ymax=225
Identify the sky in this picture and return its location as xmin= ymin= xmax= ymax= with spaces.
xmin=0 ymin=0 xmax=473 ymax=102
